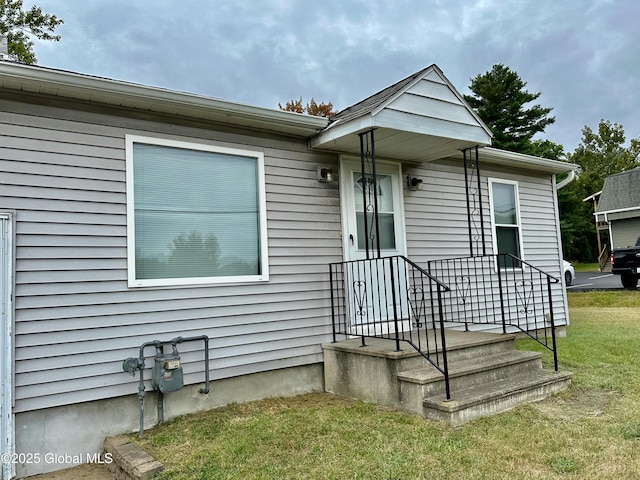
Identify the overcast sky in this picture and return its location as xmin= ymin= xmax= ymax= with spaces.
xmin=25 ymin=0 xmax=640 ymax=154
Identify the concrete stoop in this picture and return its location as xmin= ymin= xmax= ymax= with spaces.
xmin=322 ymin=329 xmax=572 ymax=426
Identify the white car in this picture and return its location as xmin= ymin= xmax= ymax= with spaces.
xmin=563 ymin=260 xmax=575 ymax=286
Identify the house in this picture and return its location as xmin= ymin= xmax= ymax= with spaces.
xmin=589 ymin=168 xmax=640 ymax=269
xmin=0 ymin=60 xmax=576 ymax=477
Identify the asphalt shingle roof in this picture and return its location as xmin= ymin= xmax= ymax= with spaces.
xmin=596 ymin=168 xmax=640 ymax=213
xmin=328 ymin=65 xmax=433 ymax=125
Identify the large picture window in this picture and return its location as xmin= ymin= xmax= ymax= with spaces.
xmin=489 ymin=179 xmax=523 ymax=269
xmin=126 ymin=136 xmax=268 ymax=287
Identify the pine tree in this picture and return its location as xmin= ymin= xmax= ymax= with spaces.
xmin=464 ymin=64 xmax=555 ymax=154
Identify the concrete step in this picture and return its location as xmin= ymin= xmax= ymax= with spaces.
xmin=323 ymin=329 xmax=572 ymax=426
xmin=103 ymin=436 xmax=163 ymax=480
xmin=397 ymin=350 xmax=543 ymax=414
xmin=422 ymin=369 xmax=573 ymax=426
xmin=323 ymin=330 xmax=518 ymax=407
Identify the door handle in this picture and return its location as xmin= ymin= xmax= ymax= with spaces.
xmin=349 ymin=234 xmax=354 ymax=245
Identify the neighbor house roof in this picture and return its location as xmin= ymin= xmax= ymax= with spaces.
xmin=595 ymin=168 xmax=640 ymax=215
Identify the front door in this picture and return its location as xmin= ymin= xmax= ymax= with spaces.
xmin=0 ymin=213 xmax=14 ymax=480
xmin=340 ymin=159 xmax=409 ymax=334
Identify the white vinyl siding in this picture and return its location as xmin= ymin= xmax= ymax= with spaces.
xmin=0 ymin=101 xmax=340 ymax=413
xmin=126 ymin=136 xmax=268 ymax=287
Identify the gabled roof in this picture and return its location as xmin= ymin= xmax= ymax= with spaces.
xmin=596 ymin=168 xmax=640 ymax=214
xmin=328 ymin=66 xmax=433 ymax=124
xmin=310 ymin=64 xmax=493 ymax=162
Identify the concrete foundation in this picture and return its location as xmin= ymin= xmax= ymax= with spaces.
xmin=15 ymin=363 xmax=324 ymax=478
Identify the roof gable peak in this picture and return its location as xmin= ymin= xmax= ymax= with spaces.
xmin=328 ymin=63 xmax=491 ymax=138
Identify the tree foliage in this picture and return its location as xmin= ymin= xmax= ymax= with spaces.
xmin=279 ymin=97 xmax=336 ymax=117
xmin=560 ymin=120 xmax=640 ymax=262
xmin=464 ymin=64 xmax=556 ymax=154
xmin=568 ymin=120 xmax=640 ymax=199
xmin=0 ymin=0 xmax=63 ymax=64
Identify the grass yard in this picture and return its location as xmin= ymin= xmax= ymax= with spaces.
xmin=571 ymin=262 xmax=599 ymax=273
xmin=133 ymin=291 xmax=640 ymax=480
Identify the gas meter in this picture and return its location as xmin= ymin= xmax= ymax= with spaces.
xmin=152 ymin=344 xmax=183 ymax=393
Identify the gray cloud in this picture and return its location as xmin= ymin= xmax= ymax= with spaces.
xmin=28 ymin=0 xmax=640 ymax=153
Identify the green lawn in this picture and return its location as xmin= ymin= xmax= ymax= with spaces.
xmin=571 ymin=262 xmax=599 ymax=273
xmin=133 ymin=291 xmax=640 ymax=480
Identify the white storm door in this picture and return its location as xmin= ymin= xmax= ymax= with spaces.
xmin=340 ymin=159 xmax=409 ymax=334
xmin=0 ymin=213 xmax=14 ymax=480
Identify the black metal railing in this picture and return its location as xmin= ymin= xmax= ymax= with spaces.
xmin=329 ymin=255 xmax=453 ymax=399
xmin=427 ymin=253 xmax=561 ymax=371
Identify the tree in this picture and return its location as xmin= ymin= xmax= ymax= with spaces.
xmin=464 ymin=64 xmax=555 ymax=154
xmin=568 ymin=120 xmax=640 ymax=199
xmin=279 ymin=97 xmax=336 ymax=117
xmin=0 ymin=0 xmax=63 ymax=64
xmin=168 ymin=231 xmax=221 ymax=278
xmin=559 ymin=120 xmax=640 ymax=262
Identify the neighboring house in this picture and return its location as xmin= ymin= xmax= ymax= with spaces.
xmin=0 ymin=61 xmax=575 ymax=477
xmin=586 ymin=168 xmax=640 ymax=270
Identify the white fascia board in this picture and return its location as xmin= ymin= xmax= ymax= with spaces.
xmin=309 ymin=115 xmax=376 ymax=148
xmin=594 ymin=205 xmax=640 ymax=216
xmin=0 ymin=61 xmax=328 ymax=135
xmin=583 ymin=191 xmax=602 ymax=202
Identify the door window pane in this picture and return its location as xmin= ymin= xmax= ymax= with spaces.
xmin=353 ymin=174 xmax=396 ymax=251
xmin=356 ymin=212 xmax=396 ymax=250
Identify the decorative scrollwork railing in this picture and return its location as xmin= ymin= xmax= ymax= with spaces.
xmin=329 ymin=256 xmax=453 ymax=400
xmin=328 ymin=253 xmax=561 ymax=403
xmin=427 ymin=254 xmax=561 ymax=371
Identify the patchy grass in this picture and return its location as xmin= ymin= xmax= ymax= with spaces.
xmin=133 ymin=292 xmax=640 ymax=480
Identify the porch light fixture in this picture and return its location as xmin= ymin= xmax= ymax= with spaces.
xmin=317 ymin=165 xmax=334 ymax=183
xmin=407 ymin=175 xmax=423 ymax=191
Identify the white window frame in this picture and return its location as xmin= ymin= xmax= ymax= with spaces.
xmin=488 ymin=178 xmax=524 ymax=270
xmin=125 ymin=135 xmax=269 ymax=288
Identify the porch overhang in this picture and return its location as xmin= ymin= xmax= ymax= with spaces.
xmin=309 ymin=64 xmax=493 ymax=162
xmin=309 ymin=116 xmax=491 ymax=163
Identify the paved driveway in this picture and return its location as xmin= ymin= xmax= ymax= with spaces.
xmin=567 ymin=271 xmax=627 ymax=291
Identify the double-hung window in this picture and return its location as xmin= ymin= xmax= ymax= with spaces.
xmin=488 ymin=178 xmax=523 ymax=269
xmin=126 ymin=135 xmax=268 ymax=287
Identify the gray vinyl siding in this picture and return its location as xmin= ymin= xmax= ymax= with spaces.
xmin=610 ymin=217 xmax=640 ymax=248
xmin=403 ymin=158 xmax=567 ymax=327
xmin=1 ymin=100 xmax=340 ymax=413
